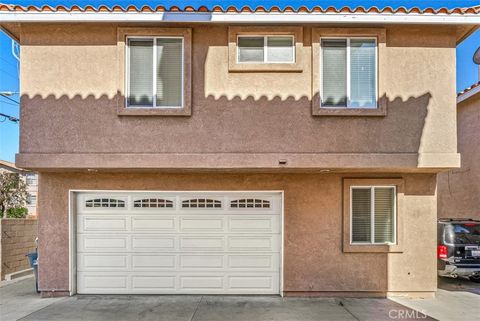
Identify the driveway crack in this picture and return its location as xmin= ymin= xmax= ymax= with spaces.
xmin=339 ymin=300 xmax=360 ymax=321
xmin=190 ymin=296 xmax=203 ymax=321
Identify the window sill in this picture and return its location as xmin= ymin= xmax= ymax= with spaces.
xmin=343 ymin=243 xmax=403 ymax=253
xmin=117 ymin=106 xmax=191 ymax=116
xmin=229 ymin=62 xmax=303 ymax=73
xmin=313 ymin=105 xmax=386 ymax=117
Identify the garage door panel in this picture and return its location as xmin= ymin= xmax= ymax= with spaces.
xmin=132 ymin=255 xmax=176 ymax=269
xmin=80 ymin=216 xmax=128 ymax=232
xmin=180 ymin=276 xmax=224 ymax=289
xmin=180 ymin=217 xmax=224 ymax=232
xmin=132 ymin=236 xmax=176 ymax=251
xmin=78 ymin=235 xmax=128 ymax=252
xmin=228 ymin=235 xmax=279 ymax=251
xmin=81 ymin=274 xmax=128 ymax=290
xmin=180 ymin=236 xmax=224 ymax=251
xmin=228 ymin=254 xmax=278 ymax=270
xmin=79 ymin=254 xmax=128 ymax=270
xmin=132 ymin=217 xmax=176 ymax=231
xmin=228 ymin=216 xmax=280 ymax=233
xmin=76 ymin=192 xmax=282 ymax=294
xmin=180 ymin=255 xmax=224 ymax=269
xmin=132 ymin=276 xmax=176 ymax=289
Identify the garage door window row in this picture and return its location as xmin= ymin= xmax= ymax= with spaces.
xmin=84 ymin=197 xmax=272 ymax=210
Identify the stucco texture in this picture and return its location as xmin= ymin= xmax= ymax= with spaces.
xmin=438 ymin=94 xmax=480 ymax=219
xmin=17 ymin=23 xmax=459 ymax=170
xmin=37 ymin=172 xmax=437 ymax=296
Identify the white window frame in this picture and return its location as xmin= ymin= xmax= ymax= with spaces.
xmin=236 ymin=35 xmax=295 ymax=64
xmin=350 ymin=185 xmax=396 ymax=245
xmin=125 ymin=36 xmax=184 ymax=109
xmin=320 ymin=37 xmax=378 ymax=109
xmin=26 ymin=173 xmax=37 ymax=185
xmin=27 ymin=193 xmax=37 ymax=206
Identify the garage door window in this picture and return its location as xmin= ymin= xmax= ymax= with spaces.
xmin=231 ymin=199 xmax=270 ymax=209
xmin=182 ymin=198 xmax=222 ymax=208
xmin=133 ymin=198 xmax=174 ymax=208
xmin=85 ymin=198 xmax=126 ymax=208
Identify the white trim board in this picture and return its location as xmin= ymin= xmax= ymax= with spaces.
xmin=1 ymin=12 xmax=479 ymax=24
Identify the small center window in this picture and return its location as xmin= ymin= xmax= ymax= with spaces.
xmin=237 ymin=36 xmax=295 ymax=63
xmin=321 ymin=38 xmax=377 ymax=109
xmin=127 ymin=37 xmax=184 ymax=108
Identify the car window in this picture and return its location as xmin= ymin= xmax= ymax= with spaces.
xmin=445 ymin=223 xmax=480 ymax=245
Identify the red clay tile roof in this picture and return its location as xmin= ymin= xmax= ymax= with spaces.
xmin=0 ymin=4 xmax=479 ymax=14
xmin=458 ymin=81 xmax=480 ymax=97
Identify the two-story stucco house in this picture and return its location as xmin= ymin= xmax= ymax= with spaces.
xmin=1 ymin=4 xmax=478 ymax=298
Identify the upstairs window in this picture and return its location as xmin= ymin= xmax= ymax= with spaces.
xmin=237 ymin=36 xmax=295 ymax=64
xmin=351 ymin=186 xmax=396 ymax=245
xmin=321 ymin=38 xmax=377 ymax=108
xmin=127 ymin=37 xmax=184 ymax=108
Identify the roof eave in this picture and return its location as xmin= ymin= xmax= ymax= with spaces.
xmin=0 ymin=11 xmax=479 ymax=25
xmin=457 ymin=85 xmax=480 ymax=104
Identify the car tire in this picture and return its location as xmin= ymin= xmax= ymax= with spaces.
xmin=469 ymin=275 xmax=480 ymax=283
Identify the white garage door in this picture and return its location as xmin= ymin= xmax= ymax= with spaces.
xmin=76 ymin=191 xmax=282 ymax=294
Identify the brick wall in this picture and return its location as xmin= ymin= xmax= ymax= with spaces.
xmin=0 ymin=218 xmax=38 ymax=280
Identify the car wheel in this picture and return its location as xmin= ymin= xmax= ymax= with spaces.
xmin=469 ymin=275 xmax=480 ymax=283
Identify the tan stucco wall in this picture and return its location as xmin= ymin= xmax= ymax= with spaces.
xmin=37 ymin=172 xmax=437 ymax=296
xmin=17 ymin=23 xmax=458 ymax=170
xmin=438 ymin=94 xmax=480 ymax=219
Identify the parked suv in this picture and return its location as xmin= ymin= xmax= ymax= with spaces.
xmin=438 ymin=219 xmax=480 ymax=282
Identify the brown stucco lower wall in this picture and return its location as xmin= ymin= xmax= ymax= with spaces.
xmin=438 ymin=94 xmax=480 ymax=219
xmin=37 ymin=172 xmax=437 ymax=296
xmin=0 ymin=218 xmax=38 ymax=280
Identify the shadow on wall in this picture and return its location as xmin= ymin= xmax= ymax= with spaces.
xmin=19 ymin=92 xmax=431 ymax=156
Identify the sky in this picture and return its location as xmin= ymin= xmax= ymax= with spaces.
xmin=0 ymin=0 xmax=479 ymax=163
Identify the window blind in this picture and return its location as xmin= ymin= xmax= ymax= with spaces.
xmin=321 ymin=39 xmax=347 ymax=107
xmin=128 ymin=39 xmax=154 ymax=106
xmin=156 ymin=38 xmax=183 ymax=107
xmin=351 ymin=188 xmax=372 ymax=243
xmin=350 ymin=39 xmax=376 ymax=108
xmin=374 ymin=187 xmax=395 ymax=243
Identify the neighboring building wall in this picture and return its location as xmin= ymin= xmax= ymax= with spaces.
xmin=0 ymin=218 xmax=38 ymax=280
xmin=16 ymin=24 xmax=458 ymax=169
xmin=0 ymin=161 xmax=38 ymax=216
xmin=438 ymin=93 xmax=480 ymax=219
xmin=25 ymin=172 xmax=38 ymax=216
xmin=37 ymin=172 xmax=437 ymax=297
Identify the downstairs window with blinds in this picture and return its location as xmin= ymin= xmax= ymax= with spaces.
xmin=321 ymin=38 xmax=377 ymax=108
xmin=351 ymin=186 xmax=396 ymax=244
xmin=127 ymin=37 xmax=183 ymax=108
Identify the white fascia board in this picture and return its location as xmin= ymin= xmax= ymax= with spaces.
xmin=0 ymin=12 xmax=479 ymax=24
xmin=457 ymin=85 xmax=480 ymax=104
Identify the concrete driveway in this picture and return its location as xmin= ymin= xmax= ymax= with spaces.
xmin=0 ymin=276 xmax=476 ymax=321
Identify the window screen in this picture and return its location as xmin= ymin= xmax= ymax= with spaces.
xmin=321 ymin=38 xmax=377 ymax=108
xmin=156 ymin=38 xmax=183 ymax=107
xmin=350 ymin=39 xmax=376 ymax=108
xmin=127 ymin=37 xmax=183 ymax=108
xmin=128 ymin=39 xmax=154 ymax=107
xmin=321 ymin=39 xmax=347 ymax=107
xmin=351 ymin=186 xmax=395 ymax=244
